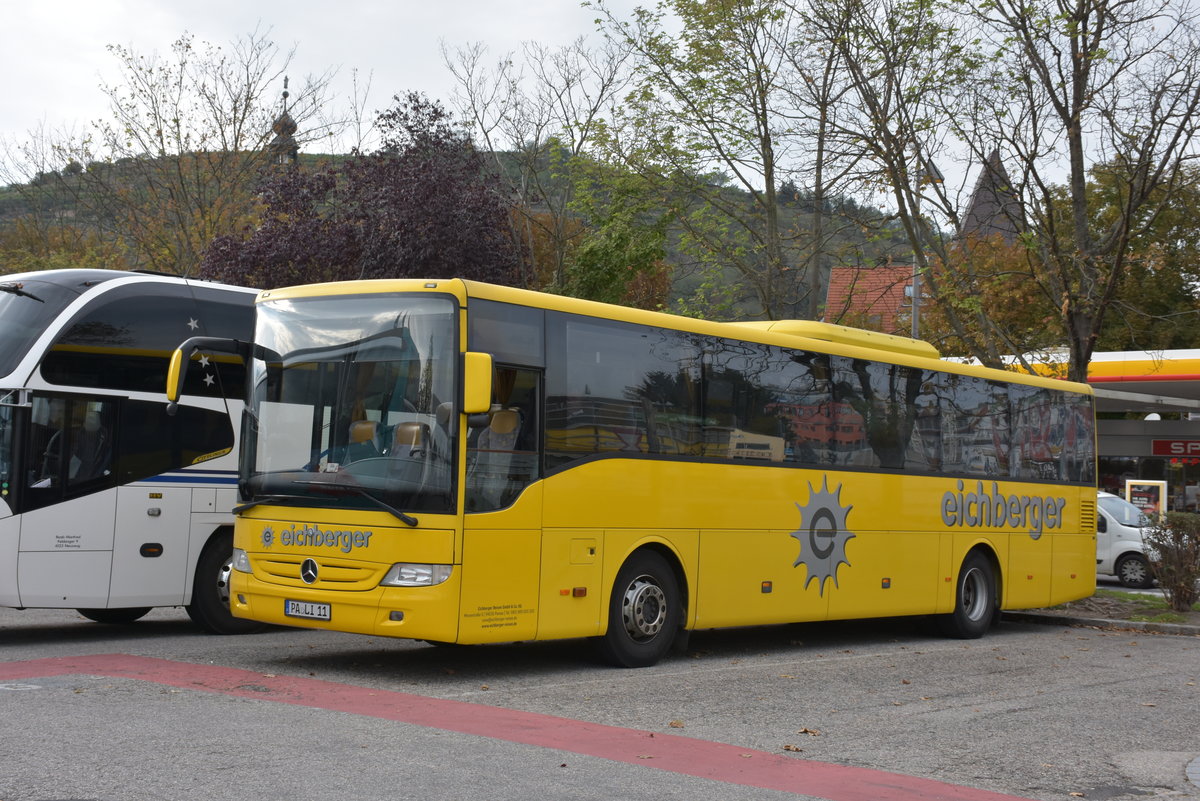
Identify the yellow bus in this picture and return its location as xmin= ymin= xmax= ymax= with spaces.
xmin=168 ymin=279 xmax=1098 ymax=666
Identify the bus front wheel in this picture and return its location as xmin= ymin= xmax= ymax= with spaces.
xmin=938 ymin=551 xmax=997 ymax=639
xmin=597 ymin=550 xmax=682 ymax=668
xmin=186 ymin=530 xmax=266 ymax=635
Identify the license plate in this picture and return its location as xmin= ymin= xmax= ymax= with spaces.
xmin=284 ymin=599 xmax=331 ymax=620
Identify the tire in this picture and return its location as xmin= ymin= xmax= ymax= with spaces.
xmin=186 ymin=530 xmax=266 ymax=634
xmin=77 ymin=607 xmax=152 ymax=624
xmin=597 ymin=550 xmax=682 ymax=668
xmin=1115 ymin=553 xmax=1153 ymax=589
xmin=938 ymin=551 xmax=997 ymax=639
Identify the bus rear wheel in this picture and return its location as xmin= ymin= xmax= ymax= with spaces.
xmin=597 ymin=550 xmax=681 ymax=668
xmin=938 ymin=551 xmax=996 ymax=639
xmin=186 ymin=530 xmax=266 ymax=635
xmin=77 ymin=607 xmax=152 ymax=625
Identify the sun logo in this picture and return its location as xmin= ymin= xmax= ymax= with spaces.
xmin=790 ymin=478 xmax=855 ymax=596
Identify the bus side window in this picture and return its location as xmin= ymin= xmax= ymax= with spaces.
xmin=29 ymin=396 xmax=66 ymax=488
xmin=466 ymin=367 xmax=540 ymax=512
xmin=26 ymin=396 xmax=116 ymax=505
xmin=69 ymin=409 xmax=112 ymax=483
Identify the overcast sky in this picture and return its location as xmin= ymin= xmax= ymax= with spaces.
xmin=0 ymin=0 xmax=636 ymax=154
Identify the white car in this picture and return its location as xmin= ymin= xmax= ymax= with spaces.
xmin=1096 ymin=491 xmax=1154 ymax=588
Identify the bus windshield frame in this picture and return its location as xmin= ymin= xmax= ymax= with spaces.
xmin=242 ymin=293 xmax=460 ymax=515
xmin=0 ymin=397 xmax=16 ymax=510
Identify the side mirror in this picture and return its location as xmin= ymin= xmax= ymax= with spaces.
xmin=462 ymin=351 xmax=493 ymax=416
xmin=1097 ymin=515 xmax=1107 ymax=533
xmin=165 ymin=336 xmax=250 ymax=408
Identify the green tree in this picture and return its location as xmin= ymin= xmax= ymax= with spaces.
xmin=594 ymin=0 xmax=815 ymax=320
xmin=564 ymin=152 xmax=670 ymax=307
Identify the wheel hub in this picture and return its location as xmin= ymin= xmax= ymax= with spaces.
xmin=960 ymin=567 xmax=988 ymax=622
xmin=622 ymin=575 xmax=666 ymax=641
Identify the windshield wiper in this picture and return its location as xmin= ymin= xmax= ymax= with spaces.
xmin=0 ymin=282 xmax=44 ymax=303
xmin=233 ymin=494 xmax=317 ymax=514
xmin=291 ymin=479 xmax=419 ymax=527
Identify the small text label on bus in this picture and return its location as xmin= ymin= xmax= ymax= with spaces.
xmin=941 ymin=481 xmax=1067 ymax=540
xmin=262 ymin=524 xmax=374 ymax=553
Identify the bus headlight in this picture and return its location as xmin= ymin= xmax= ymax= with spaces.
xmin=380 ymin=563 xmax=452 ymax=587
xmin=232 ymin=548 xmax=252 ymax=573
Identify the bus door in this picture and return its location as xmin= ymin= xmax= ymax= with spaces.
xmin=0 ymin=394 xmax=18 ymax=606
xmin=17 ymin=394 xmax=119 ymax=607
xmin=459 ymin=366 xmax=545 ymax=642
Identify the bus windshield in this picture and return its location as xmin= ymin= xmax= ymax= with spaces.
xmin=243 ymin=294 xmax=459 ymax=515
xmin=0 ymin=280 xmax=87 ymax=378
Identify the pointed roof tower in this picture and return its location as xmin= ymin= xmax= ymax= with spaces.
xmin=268 ymin=77 xmax=299 ymax=165
xmin=960 ymin=149 xmax=1024 ymax=244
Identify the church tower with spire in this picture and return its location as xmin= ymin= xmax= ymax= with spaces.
xmin=268 ymin=77 xmax=299 ymax=165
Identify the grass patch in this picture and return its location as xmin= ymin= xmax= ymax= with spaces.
xmin=1094 ymin=588 xmax=1199 ymax=623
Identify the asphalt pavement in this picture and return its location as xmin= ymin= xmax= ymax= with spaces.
xmin=2 ymin=587 xmax=1198 ymax=801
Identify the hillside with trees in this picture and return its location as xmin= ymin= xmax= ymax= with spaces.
xmin=4 ymin=1 xmax=1200 ymax=378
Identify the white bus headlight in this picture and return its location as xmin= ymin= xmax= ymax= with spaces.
xmin=232 ymin=548 xmax=252 ymax=573
xmin=380 ymin=563 xmax=452 ymax=587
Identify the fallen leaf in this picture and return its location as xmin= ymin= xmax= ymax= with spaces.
xmin=668 ymin=720 xmax=685 ymax=728
xmin=637 ymin=755 xmax=654 ymax=760
xmin=779 ymin=674 xmax=796 ymax=679
xmin=901 ymin=679 xmax=911 ymax=685
xmin=797 ymin=727 xmax=821 ymax=736
xmin=783 ymin=744 xmax=803 ymax=752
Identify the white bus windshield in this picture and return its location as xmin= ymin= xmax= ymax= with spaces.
xmin=243 ymin=294 xmax=459 ymax=514
xmin=0 ymin=280 xmax=87 ymax=378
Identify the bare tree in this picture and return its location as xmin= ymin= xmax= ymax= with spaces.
xmin=793 ymin=0 xmax=1008 ymax=355
xmin=3 ymin=27 xmax=337 ymax=276
xmin=952 ymin=0 xmax=1200 ymax=381
xmin=443 ymin=36 xmax=632 ymax=290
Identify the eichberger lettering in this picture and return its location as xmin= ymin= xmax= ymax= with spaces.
xmin=941 ymin=481 xmax=1067 ymax=537
xmin=279 ymin=524 xmax=373 ymax=553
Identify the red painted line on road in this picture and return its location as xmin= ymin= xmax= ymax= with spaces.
xmin=2 ymin=653 xmax=1035 ymax=801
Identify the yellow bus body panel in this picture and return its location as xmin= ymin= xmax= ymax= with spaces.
xmin=231 ymin=461 xmax=1094 ymax=644
xmin=231 ymin=512 xmax=463 ymax=641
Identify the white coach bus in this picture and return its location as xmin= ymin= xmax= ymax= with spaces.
xmin=0 ymin=269 xmax=260 ymax=633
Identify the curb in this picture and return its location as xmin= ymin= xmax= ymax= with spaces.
xmin=1002 ymin=610 xmax=1200 ymax=636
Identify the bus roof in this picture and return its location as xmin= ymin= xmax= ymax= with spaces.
xmin=256 ymin=277 xmax=1093 ymax=397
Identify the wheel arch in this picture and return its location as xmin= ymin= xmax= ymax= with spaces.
xmin=605 ymin=540 xmax=691 ymax=633
xmin=184 ymin=523 xmax=235 ymax=605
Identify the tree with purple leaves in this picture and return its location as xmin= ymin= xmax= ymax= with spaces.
xmin=201 ymin=92 xmax=521 ymax=289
